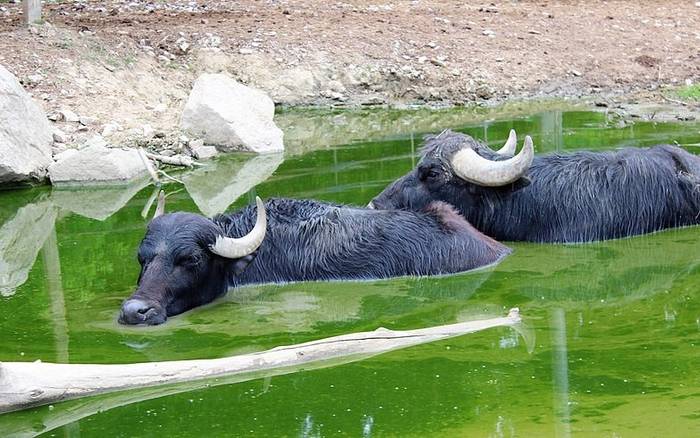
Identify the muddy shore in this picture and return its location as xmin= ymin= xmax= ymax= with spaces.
xmin=0 ymin=0 xmax=698 ymax=149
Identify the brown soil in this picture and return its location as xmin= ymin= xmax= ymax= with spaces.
xmin=0 ymin=1 xmax=698 ymax=142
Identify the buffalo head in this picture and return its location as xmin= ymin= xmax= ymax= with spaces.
xmin=369 ymin=130 xmax=534 ymax=212
xmin=118 ymin=197 xmax=267 ymax=325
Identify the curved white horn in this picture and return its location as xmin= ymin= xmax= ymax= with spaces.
xmin=496 ymin=129 xmax=517 ymax=156
xmin=451 ymin=136 xmax=534 ymax=187
xmin=210 ymin=197 xmax=267 ymax=259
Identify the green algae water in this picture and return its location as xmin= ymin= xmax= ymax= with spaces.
xmin=1 ymin=106 xmax=699 ymax=437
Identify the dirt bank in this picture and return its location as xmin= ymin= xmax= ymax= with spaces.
xmin=0 ymin=0 xmax=699 ymax=143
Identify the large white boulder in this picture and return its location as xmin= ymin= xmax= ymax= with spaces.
xmin=48 ymin=145 xmax=147 ymax=185
xmin=180 ymin=73 xmax=284 ymax=153
xmin=0 ymin=65 xmax=53 ymax=183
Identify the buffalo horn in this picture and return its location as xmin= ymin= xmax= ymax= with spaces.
xmin=495 ymin=129 xmax=517 ymax=156
xmin=210 ymin=197 xmax=267 ymax=259
xmin=451 ymin=136 xmax=534 ymax=187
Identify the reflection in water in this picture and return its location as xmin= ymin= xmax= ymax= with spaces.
xmin=550 ymin=308 xmax=571 ymax=438
xmin=182 ymin=153 xmax=283 ymax=217
xmin=49 ymin=178 xmax=150 ymax=221
xmin=42 ymin=229 xmax=69 ymax=364
xmin=0 ymin=107 xmax=698 ymax=437
xmin=0 ymin=199 xmax=56 ymax=297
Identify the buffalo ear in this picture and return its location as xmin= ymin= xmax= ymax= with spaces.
xmin=232 ymin=252 xmax=257 ymax=275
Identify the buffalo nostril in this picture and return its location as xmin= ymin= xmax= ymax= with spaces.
xmin=137 ymin=306 xmax=153 ymax=315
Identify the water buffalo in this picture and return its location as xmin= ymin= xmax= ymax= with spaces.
xmin=119 ymin=197 xmax=510 ymax=325
xmin=370 ymin=130 xmax=700 ymax=242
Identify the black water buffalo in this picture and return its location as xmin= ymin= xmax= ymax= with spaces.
xmin=370 ymin=130 xmax=700 ymax=242
xmin=119 ymin=197 xmax=509 ymax=325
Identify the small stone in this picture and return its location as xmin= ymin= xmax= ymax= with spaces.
xmin=101 ymin=122 xmax=122 ymax=137
xmin=192 ymin=144 xmax=218 ymax=160
xmin=176 ymin=38 xmax=191 ymax=54
xmin=189 ymin=139 xmax=204 ymax=149
xmin=482 ymin=29 xmax=496 ymax=37
xmin=59 ymin=109 xmax=80 ymax=123
xmin=570 ymin=69 xmax=582 ymax=77
xmin=52 ymin=144 xmax=68 ymax=156
xmin=417 ymin=56 xmax=428 ymax=64
xmin=82 ymin=134 xmax=108 ymax=149
xmin=160 ymin=149 xmax=176 ymax=157
xmin=26 ymin=74 xmax=44 ymax=85
xmin=239 ymin=48 xmax=255 ymax=55
xmin=142 ymin=124 xmax=155 ymax=139
xmin=52 ymin=129 xmax=68 ymax=143
xmin=79 ymin=116 xmax=97 ymax=126
xmin=528 ymin=29 xmax=541 ymax=35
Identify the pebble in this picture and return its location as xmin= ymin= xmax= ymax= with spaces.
xmin=79 ymin=115 xmax=97 ymax=126
xmin=101 ymin=122 xmax=122 ymax=137
xmin=192 ymin=144 xmax=218 ymax=160
xmin=59 ymin=109 xmax=80 ymax=123
xmin=142 ymin=124 xmax=155 ymax=139
xmin=52 ymin=129 xmax=68 ymax=143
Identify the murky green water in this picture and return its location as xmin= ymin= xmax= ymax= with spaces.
xmin=1 ymin=107 xmax=699 ymax=437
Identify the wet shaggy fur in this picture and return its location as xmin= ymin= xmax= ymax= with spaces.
xmin=372 ymin=130 xmax=700 ymax=242
xmin=123 ymin=198 xmax=510 ymax=322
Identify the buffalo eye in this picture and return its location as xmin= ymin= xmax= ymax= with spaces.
xmin=419 ymin=167 xmax=440 ymax=182
xmin=174 ymin=254 xmax=198 ymax=268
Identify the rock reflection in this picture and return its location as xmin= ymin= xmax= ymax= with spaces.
xmin=0 ymin=198 xmax=57 ymax=297
xmin=182 ymin=153 xmax=283 ymax=216
xmin=49 ymin=177 xmax=150 ymax=221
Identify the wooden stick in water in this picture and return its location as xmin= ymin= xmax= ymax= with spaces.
xmin=0 ymin=308 xmax=521 ymax=414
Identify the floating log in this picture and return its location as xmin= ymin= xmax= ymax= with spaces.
xmin=0 ymin=308 xmax=522 ymax=415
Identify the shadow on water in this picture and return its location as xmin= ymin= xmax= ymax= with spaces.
xmin=0 ymin=105 xmax=699 ymax=437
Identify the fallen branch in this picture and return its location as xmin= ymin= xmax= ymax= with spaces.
xmin=145 ymin=152 xmax=203 ymax=168
xmin=661 ymin=95 xmax=690 ymax=107
xmin=0 ymin=309 xmax=522 ymax=415
xmin=137 ymin=148 xmax=161 ymax=185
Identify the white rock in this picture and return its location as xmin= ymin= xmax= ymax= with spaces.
xmin=79 ymin=115 xmax=97 ymax=126
xmin=59 ymin=108 xmax=80 ymax=122
xmin=142 ymin=124 xmax=155 ymax=139
xmin=192 ymin=144 xmax=218 ymax=160
xmin=53 ymin=128 xmax=68 ymax=143
xmin=180 ymin=73 xmax=284 ymax=153
xmin=48 ymin=145 xmax=148 ymax=184
xmin=82 ymin=134 xmax=108 ymax=149
xmin=0 ymin=65 xmax=53 ymax=183
xmin=101 ymin=122 xmax=122 ymax=137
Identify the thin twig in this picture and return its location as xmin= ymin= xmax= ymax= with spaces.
xmin=137 ymin=148 xmax=161 ymax=185
xmin=661 ymin=95 xmax=689 ymax=107
xmin=145 ymin=152 xmax=203 ymax=168
xmin=157 ymin=169 xmax=184 ymax=184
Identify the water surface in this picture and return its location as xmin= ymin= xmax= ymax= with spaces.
xmin=1 ymin=106 xmax=699 ymax=437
